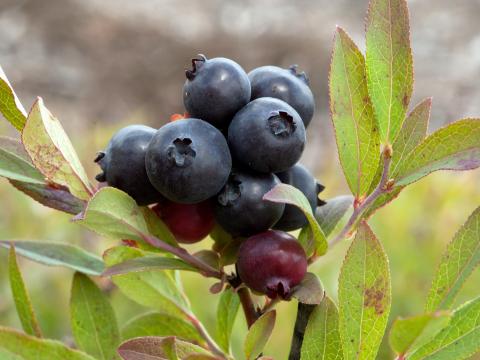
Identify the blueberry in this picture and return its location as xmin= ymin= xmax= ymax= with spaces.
xmin=274 ymin=164 xmax=326 ymax=231
xmin=236 ymin=230 xmax=307 ymax=299
xmin=248 ymin=65 xmax=315 ymax=127
xmin=145 ymin=118 xmax=232 ymax=204
xmin=183 ymin=54 xmax=251 ymax=129
xmin=214 ymin=168 xmax=285 ymax=237
xmin=228 ymin=97 xmax=306 ymax=173
xmin=94 ymin=125 xmax=162 ymax=206
xmin=153 ymin=199 xmax=214 ymax=244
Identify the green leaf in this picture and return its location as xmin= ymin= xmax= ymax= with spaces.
xmin=8 ymin=247 xmax=42 ymax=338
xmin=117 ymin=336 xmax=210 ymax=360
xmin=0 ymin=348 xmax=23 ymax=360
xmin=290 ymin=273 xmax=324 ymax=305
xmin=141 ymin=207 xmax=178 ymax=247
xmin=103 ymin=256 xmax=196 ymax=277
xmin=338 ymin=222 xmax=391 ymax=360
xmin=244 ymin=311 xmax=276 ymax=360
xmin=0 ymin=326 xmax=95 ymax=360
xmin=263 ymin=183 xmax=327 ymax=256
xmin=74 ymin=187 xmax=149 ymax=242
xmin=425 ymin=206 xmax=480 ymax=312
xmin=121 ymin=312 xmax=203 ymax=344
xmin=329 ymin=27 xmax=380 ymax=199
xmin=216 ymin=288 xmax=240 ymax=353
xmin=0 ymin=240 xmax=104 ymax=276
xmin=391 ymin=98 xmax=432 ymax=176
xmin=364 ymin=98 xmax=431 ymax=218
xmin=70 ymin=273 xmax=120 ymax=360
xmin=365 ymin=0 xmax=413 ymax=145
xmin=22 ymin=98 xmax=92 ymax=200
xmin=389 ymin=312 xmax=451 ymax=357
xmin=315 ymin=195 xmax=353 ymax=237
xmin=0 ymin=65 xmax=27 ymax=131
xmin=10 ymin=180 xmax=85 ymax=215
xmin=301 ymin=296 xmax=343 ymax=360
xmin=409 ymin=297 xmax=480 ymax=360
xmin=103 ymin=246 xmax=190 ymax=319
xmin=395 ymin=119 xmax=480 ymax=187
xmin=0 ymin=136 xmax=44 ymax=184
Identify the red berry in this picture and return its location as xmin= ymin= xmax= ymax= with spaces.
xmin=236 ymin=230 xmax=307 ymax=299
xmin=153 ymin=199 xmax=215 ymax=244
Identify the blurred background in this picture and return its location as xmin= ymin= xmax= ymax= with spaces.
xmin=0 ymin=0 xmax=479 ymax=359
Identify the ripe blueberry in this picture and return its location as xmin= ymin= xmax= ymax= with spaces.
xmin=183 ymin=54 xmax=251 ymax=129
xmin=236 ymin=230 xmax=307 ymax=299
xmin=228 ymin=97 xmax=306 ymax=173
xmin=145 ymin=118 xmax=232 ymax=204
xmin=94 ymin=125 xmax=162 ymax=206
xmin=214 ymin=169 xmax=285 ymax=237
xmin=274 ymin=164 xmax=326 ymax=231
xmin=248 ymin=65 xmax=315 ymax=127
xmin=153 ymin=199 xmax=214 ymax=244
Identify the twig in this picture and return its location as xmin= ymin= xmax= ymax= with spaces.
xmin=237 ymin=287 xmax=259 ymax=328
xmin=142 ymin=234 xmax=223 ymax=279
xmin=185 ymin=312 xmax=228 ymax=359
xmin=288 ymin=303 xmax=316 ymax=360
xmin=316 ymin=149 xmax=393 ymax=259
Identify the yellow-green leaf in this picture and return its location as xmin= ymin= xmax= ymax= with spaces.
xmin=0 ymin=326 xmax=95 ymax=360
xmin=338 ymin=222 xmax=391 ymax=359
xmin=389 ymin=312 xmax=451 ymax=357
xmin=1 ymin=240 xmax=104 ymax=276
xmin=425 ymin=207 xmax=480 ymax=312
xmin=118 ymin=336 xmax=210 ymax=360
xmin=330 ymin=27 xmax=380 ymax=199
xmin=103 ymin=246 xmax=190 ymax=319
xmin=391 ymin=98 xmax=432 ymax=176
xmin=74 ymin=187 xmax=148 ymax=242
xmin=121 ymin=312 xmax=203 ymax=344
xmin=244 ymin=311 xmax=276 ymax=360
xmin=0 ymin=136 xmax=44 ymax=184
xmin=364 ymin=98 xmax=431 ymax=218
xmin=0 ymin=65 xmax=27 ymax=131
xmin=409 ymin=297 xmax=480 ymax=360
xmin=365 ymin=0 xmax=413 ymax=144
xmin=70 ymin=273 xmax=120 ymax=360
xmin=8 ymin=247 xmax=42 ymax=338
xmin=22 ymin=98 xmax=92 ymax=200
xmin=301 ymin=296 xmax=343 ymax=360
xmin=396 ymin=119 xmax=480 ymax=187
xmin=263 ymin=183 xmax=327 ymax=256
xmin=315 ymin=195 xmax=353 ymax=237
xmin=103 ymin=256 xmax=196 ymax=277
xmin=216 ymin=288 xmax=240 ymax=353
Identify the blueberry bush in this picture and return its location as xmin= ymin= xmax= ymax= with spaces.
xmin=0 ymin=0 xmax=480 ymax=359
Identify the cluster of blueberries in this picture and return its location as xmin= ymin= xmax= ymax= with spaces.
xmin=95 ymin=55 xmax=324 ymax=299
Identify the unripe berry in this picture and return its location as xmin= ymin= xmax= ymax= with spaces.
xmin=236 ymin=230 xmax=307 ymax=299
xmin=153 ymin=199 xmax=214 ymax=244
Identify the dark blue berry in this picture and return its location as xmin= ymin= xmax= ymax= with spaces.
xmin=94 ymin=125 xmax=162 ymax=206
xmin=145 ymin=118 xmax=232 ymax=204
xmin=183 ymin=55 xmax=251 ymax=129
xmin=228 ymin=97 xmax=306 ymax=173
xmin=248 ymin=65 xmax=315 ymax=127
xmin=214 ymin=169 xmax=285 ymax=237
xmin=274 ymin=164 xmax=326 ymax=231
